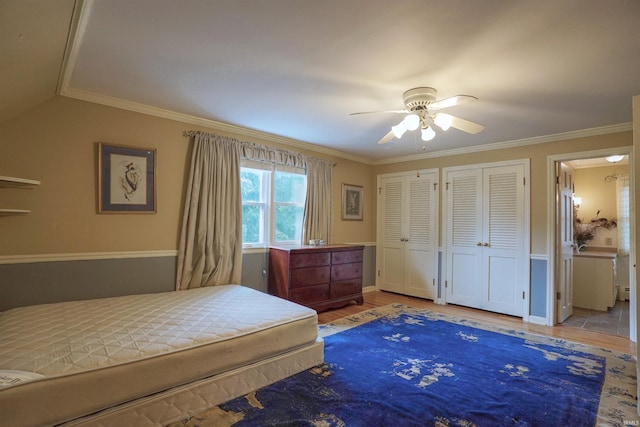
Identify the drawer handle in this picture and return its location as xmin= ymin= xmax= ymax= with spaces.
xmin=295 ymin=276 xmax=301 ymax=282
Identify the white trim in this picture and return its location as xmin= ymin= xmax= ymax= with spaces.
xmin=345 ymin=241 xmax=377 ymax=247
xmin=527 ymin=315 xmax=548 ymax=326
xmin=373 ymin=123 xmax=632 ymax=165
xmin=242 ymin=247 xmax=269 ymax=254
xmin=530 ymin=254 xmax=548 ymax=261
xmin=0 ymin=250 xmax=178 ymax=265
xmin=362 ymin=285 xmax=377 ymax=293
xmin=56 ymin=0 xmax=91 ymax=95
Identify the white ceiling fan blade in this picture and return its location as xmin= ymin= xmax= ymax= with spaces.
xmin=442 ymin=113 xmax=485 ymax=134
xmin=377 ymin=130 xmax=395 ymax=145
xmin=429 ymin=95 xmax=478 ymax=110
xmin=350 ymin=109 xmax=408 ymax=116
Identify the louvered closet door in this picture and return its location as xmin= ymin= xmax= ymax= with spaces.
xmin=446 ymin=169 xmax=483 ymax=308
xmin=378 ymin=171 xmax=439 ymax=299
xmin=379 ymin=176 xmax=405 ymax=294
xmin=404 ymin=172 xmax=438 ymax=299
xmin=482 ymin=165 xmax=525 ymax=316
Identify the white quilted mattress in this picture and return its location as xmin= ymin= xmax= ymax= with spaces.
xmin=0 ymin=285 xmax=319 ymax=426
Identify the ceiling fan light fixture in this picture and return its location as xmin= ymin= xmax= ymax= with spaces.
xmin=434 ymin=113 xmax=452 ymax=131
xmin=392 ymin=121 xmax=408 ymax=139
xmin=421 ymin=125 xmax=436 ymax=141
xmin=403 ymin=114 xmax=420 ymax=131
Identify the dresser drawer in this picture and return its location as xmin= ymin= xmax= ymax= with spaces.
xmin=331 ymin=250 xmax=363 ymax=265
xmin=330 ymin=279 xmax=362 ymax=299
xmin=290 ymin=284 xmax=330 ymax=304
xmin=331 ymin=262 xmax=362 ymax=281
xmin=290 ymin=252 xmax=331 ymax=268
xmin=290 ymin=266 xmax=330 ymax=288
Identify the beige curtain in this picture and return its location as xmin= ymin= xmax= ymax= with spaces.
xmin=176 ymin=132 xmax=243 ymax=290
xmin=302 ymin=157 xmax=334 ymax=244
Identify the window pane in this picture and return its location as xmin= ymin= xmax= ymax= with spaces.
xmin=242 ymin=205 xmax=263 ymax=244
xmin=275 ymin=205 xmax=304 ymax=242
xmin=274 ymin=171 xmax=306 ymax=204
xmin=241 ymin=169 xmax=263 ymax=202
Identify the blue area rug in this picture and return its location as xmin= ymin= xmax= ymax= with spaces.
xmin=172 ymin=305 xmax=637 ymax=427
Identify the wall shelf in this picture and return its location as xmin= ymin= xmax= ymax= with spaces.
xmin=0 ymin=208 xmax=31 ymax=216
xmin=0 ymin=176 xmax=41 ymax=188
xmin=1 ymin=176 xmax=40 ymax=215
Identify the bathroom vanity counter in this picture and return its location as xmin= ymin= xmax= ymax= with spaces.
xmin=573 ymin=250 xmax=617 ymax=311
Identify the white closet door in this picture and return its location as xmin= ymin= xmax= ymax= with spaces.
xmin=482 ymin=165 xmax=525 ymax=316
xmin=379 ymin=176 xmax=405 ymax=294
xmin=404 ymin=172 xmax=438 ymax=299
xmin=378 ymin=171 xmax=439 ymax=299
xmin=446 ymin=169 xmax=483 ymax=307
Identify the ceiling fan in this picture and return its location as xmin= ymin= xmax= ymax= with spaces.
xmin=351 ymin=87 xmax=485 ymax=145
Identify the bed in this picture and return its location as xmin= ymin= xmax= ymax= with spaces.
xmin=0 ymin=285 xmax=324 ymax=426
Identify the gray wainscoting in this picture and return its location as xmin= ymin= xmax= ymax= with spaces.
xmin=0 ymin=245 xmax=377 ymax=312
xmin=0 ymin=256 xmax=177 ymax=312
xmin=530 ymin=257 xmax=547 ymax=318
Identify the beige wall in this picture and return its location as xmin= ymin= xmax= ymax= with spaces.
xmin=574 ymin=165 xmax=622 ymax=222
xmin=373 ymin=132 xmax=632 ymax=253
xmin=0 ymin=95 xmax=632 ymax=257
xmin=573 ymin=164 xmax=627 ymax=249
xmin=0 ymin=96 xmax=375 ymax=256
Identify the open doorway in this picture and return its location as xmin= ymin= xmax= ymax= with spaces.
xmin=547 ymin=148 xmax=636 ymax=343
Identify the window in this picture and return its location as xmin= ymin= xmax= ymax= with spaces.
xmin=241 ymin=161 xmax=306 ymax=246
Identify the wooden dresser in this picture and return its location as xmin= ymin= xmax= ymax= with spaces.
xmin=268 ymin=244 xmax=364 ymax=312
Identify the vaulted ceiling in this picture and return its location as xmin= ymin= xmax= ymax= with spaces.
xmin=3 ymin=0 xmax=640 ymax=162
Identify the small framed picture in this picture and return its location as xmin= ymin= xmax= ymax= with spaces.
xmin=342 ymin=183 xmax=363 ymax=221
xmin=98 ymin=142 xmax=157 ymax=213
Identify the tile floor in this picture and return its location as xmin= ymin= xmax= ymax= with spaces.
xmin=562 ymin=300 xmax=630 ymax=338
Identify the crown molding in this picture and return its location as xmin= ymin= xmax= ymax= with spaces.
xmin=59 ymin=86 xmax=375 ymax=165
xmin=372 ymin=122 xmax=633 ymax=165
xmin=57 ymin=84 xmax=633 ymax=168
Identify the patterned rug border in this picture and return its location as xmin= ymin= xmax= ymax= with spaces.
xmin=319 ymin=303 xmax=638 ymax=426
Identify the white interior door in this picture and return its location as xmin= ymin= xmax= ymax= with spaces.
xmin=556 ymin=162 xmax=574 ymax=323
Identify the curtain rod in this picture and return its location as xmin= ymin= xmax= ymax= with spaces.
xmin=182 ymin=130 xmax=336 ymax=167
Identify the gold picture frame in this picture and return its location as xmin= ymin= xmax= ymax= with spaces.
xmin=341 ymin=183 xmax=363 ymax=221
xmin=98 ymin=142 xmax=157 ymax=213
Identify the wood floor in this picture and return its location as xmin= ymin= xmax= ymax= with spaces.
xmin=317 ymin=290 xmax=637 ymax=355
